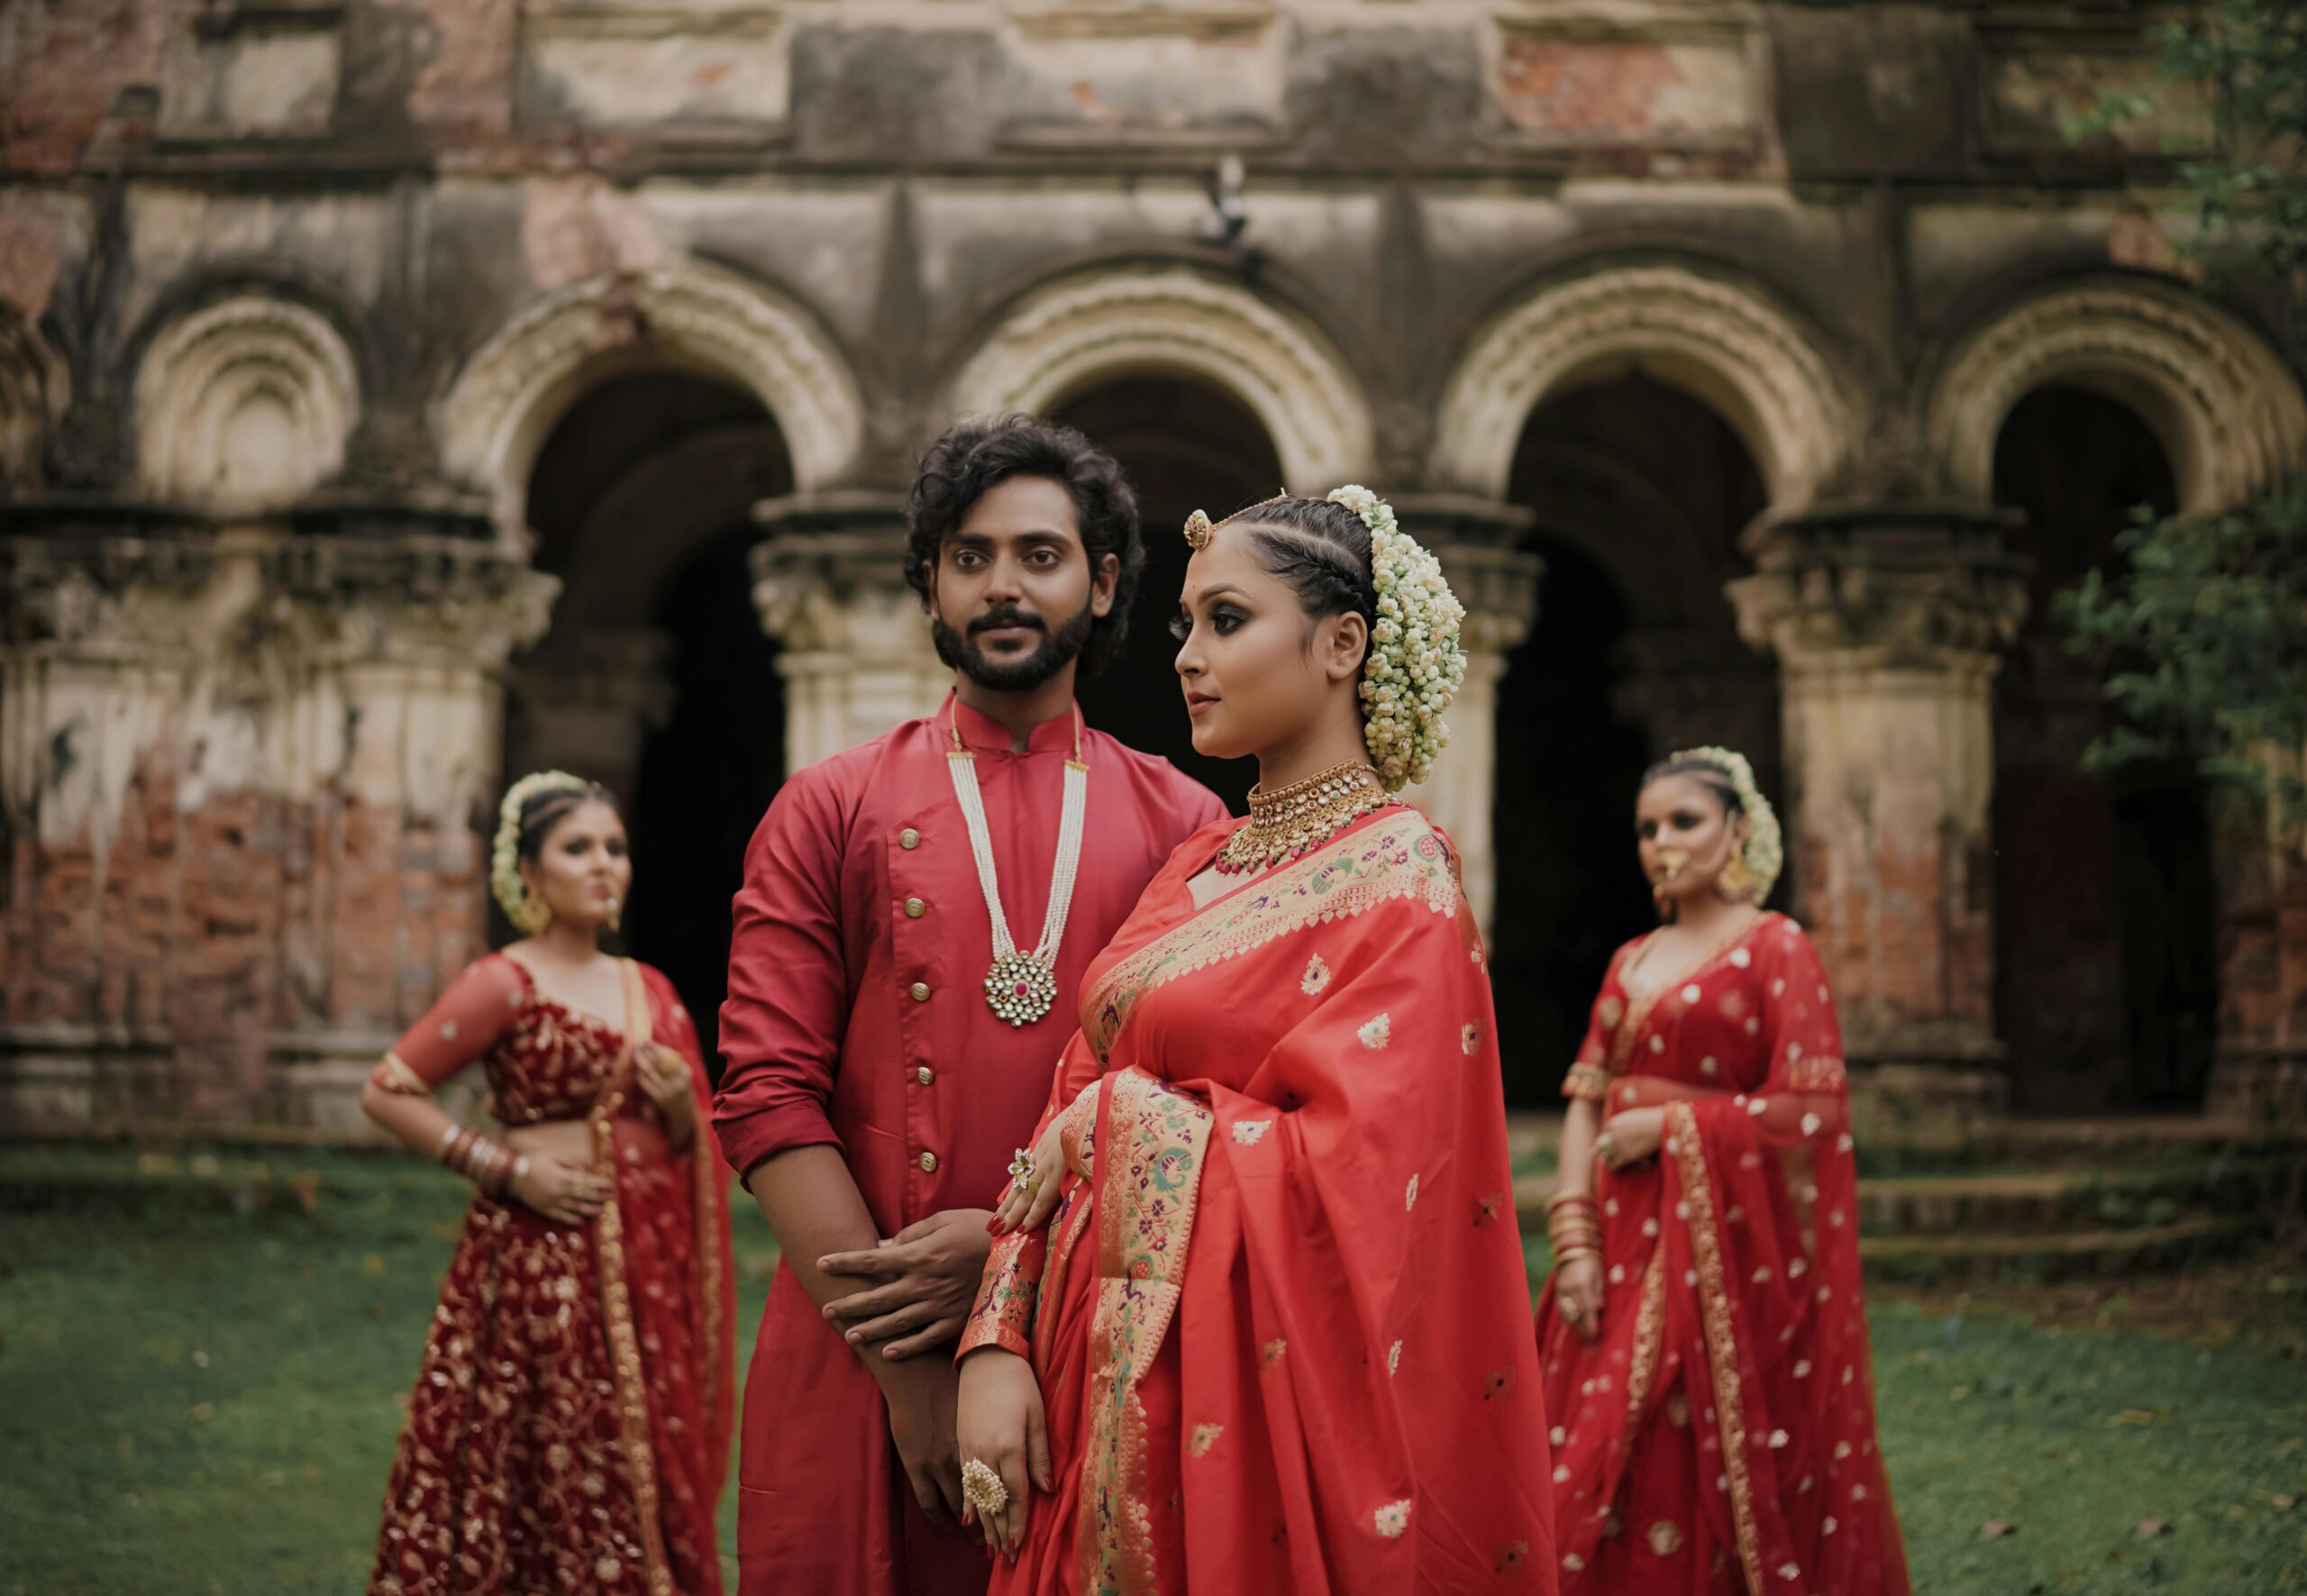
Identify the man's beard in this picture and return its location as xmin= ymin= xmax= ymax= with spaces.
xmin=931 ymin=599 xmax=1098 ymax=692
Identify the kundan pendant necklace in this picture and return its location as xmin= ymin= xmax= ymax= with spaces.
xmin=946 ymin=705 xmax=1089 ymax=1026
xmin=1217 ymin=758 xmax=1391 ymax=874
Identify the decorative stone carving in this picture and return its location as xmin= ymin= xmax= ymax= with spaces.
xmin=1728 ymin=506 xmax=2030 ymax=671
xmin=1925 ymin=276 xmax=2307 ymax=515
xmin=134 ymin=296 xmax=360 ymax=510
xmin=439 ymin=262 xmax=866 ymax=531
xmin=947 ymin=264 xmax=1373 ymax=492
xmin=0 ymin=313 xmax=68 ymax=491
xmin=1432 ymin=263 xmax=1863 ymax=512
xmin=752 ymin=491 xmax=949 ymax=770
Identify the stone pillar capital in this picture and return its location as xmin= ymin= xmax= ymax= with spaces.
xmin=1729 ymin=504 xmax=2030 ymax=672
xmin=752 ymin=489 xmax=947 ymax=768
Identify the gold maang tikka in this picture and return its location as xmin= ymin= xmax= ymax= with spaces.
xmin=1182 ymin=491 xmax=1292 ymax=550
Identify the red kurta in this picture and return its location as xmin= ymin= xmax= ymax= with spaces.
xmin=714 ymin=694 xmax=1227 ymax=1596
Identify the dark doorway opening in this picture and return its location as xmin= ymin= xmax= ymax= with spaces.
xmin=1992 ymin=385 xmax=2213 ymax=1111
xmin=518 ymin=371 xmax=794 ymax=1068
xmin=1491 ymin=373 xmax=1773 ymax=1102
xmin=1053 ymin=375 xmax=1286 ymax=814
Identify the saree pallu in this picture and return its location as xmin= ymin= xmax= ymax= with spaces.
xmin=962 ymin=809 xmax=1557 ymax=1595
xmin=1537 ymin=915 xmax=1909 ymax=1596
xmin=370 ymin=956 xmax=737 ymax=1596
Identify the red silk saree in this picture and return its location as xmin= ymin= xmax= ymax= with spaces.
xmin=962 ymin=808 xmax=1557 ymax=1595
xmin=1538 ymin=914 xmax=1910 ymax=1596
xmin=369 ymin=954 xmax=737 ymax=1596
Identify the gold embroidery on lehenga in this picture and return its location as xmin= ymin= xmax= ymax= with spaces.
xmin=592 ymin=961 xmax=676 ymax=1596
xmin=1666 ymin=1100 xmax=1768 ymax=1596
xmin=1626 ymin=1245 xmax=1668 ymax=1417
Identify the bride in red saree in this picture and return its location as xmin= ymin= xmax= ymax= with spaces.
xmin=361 ymin=774 xmax=736 ymax=1596
xmin=954 ymin=489 xmax=1556 ymax=1594
xmin=1536 ymin=750 xmax=1908 ymax=1595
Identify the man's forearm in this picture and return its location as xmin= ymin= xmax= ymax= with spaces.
xmin=747 ymin=1145 xmax=916 ymax=1393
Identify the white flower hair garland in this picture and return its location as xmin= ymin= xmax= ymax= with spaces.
xmin=1328 ymin=485 xmax=1467 ymax=792
xmin=1671 ymin=744 xmax=1783 ymax=903
xmin=490 ymin=770 xmax=588 ymax=930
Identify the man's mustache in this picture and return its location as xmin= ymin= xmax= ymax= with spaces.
xmin=969 ymin=608 xmax=1046 ymax=636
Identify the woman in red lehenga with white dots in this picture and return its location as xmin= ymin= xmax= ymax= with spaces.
xmin=360 ymin=772 xmax=735 ymax=1596
xmin=1536 ymin=749 xmax=1910 ymax=1596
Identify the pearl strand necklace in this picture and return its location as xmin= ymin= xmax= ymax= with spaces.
xmin=945 ymin=706 xmax=1090 ymax=1026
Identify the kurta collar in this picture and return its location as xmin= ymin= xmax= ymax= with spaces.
xmin=945 ymin=691 xmax=1083 ymax=756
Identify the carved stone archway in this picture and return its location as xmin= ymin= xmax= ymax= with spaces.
xmin=946 ymin=263 xmax=1374 ymax=492
xmin=0 ymin=312 xmax=68 ymax=491
xmin=1925 ymin=275 xmax=2307 ymax=515
xmin=1432 ymin=262 xmax=1864 ymax=514
xmin=439 ymin=261 xmax=866 ymax=534
xmin=135 ymin=295 xmax=360 ymax=510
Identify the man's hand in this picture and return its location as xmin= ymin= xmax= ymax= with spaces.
xmin=882 ymin=1355 xmax=966 ymax=1529
xmin=819 ymin=1207 xmax=996 ymax=1360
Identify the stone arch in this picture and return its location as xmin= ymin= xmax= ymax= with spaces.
xmin=134 ymin=293 xmax=359 ymax=510
xmin=1926 ymin=275 xmax=2306 ymax=515
xmin=1433 ymin=262 xmax=1863 ymax=513
xmin=946 ymin=263 xmax=1373 ymax=493
xmin=0 ymin=312 xmax=68 ymax=492
xmin=438 ymin=262 xmax=865 ymax=533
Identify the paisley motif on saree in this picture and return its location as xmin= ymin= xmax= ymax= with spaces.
xmin=1077 ymin=1068 xmax=1212 ymax=1596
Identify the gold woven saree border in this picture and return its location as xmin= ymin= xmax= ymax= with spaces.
xmin=1624 ymin=1245 xmax=1668 ymax=1419
xmin=592 ymin=959 xmax=675 ymax=1596
xmin=1666 ymin=1100 xmax=1767 ymax=1596
xmin=1081 ymin=814 xmax=1460 ymax=1062
xmin=1078 ymin=1069 xmax=1213 ymax=1596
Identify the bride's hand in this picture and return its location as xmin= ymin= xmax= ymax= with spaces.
xmin=991 ymin=1115 xmax=1067 ymax=1236
xmin=1596 ymin=1106 xmax=1665 ymax=1172
xmin=956 ymin=1349 xmax=1051 ymax=1559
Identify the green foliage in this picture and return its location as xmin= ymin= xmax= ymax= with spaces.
xmin=2056 ymin=489 xmax=2307 ymax=821
xmin=2062 ymin=0 xmax=2307 ymax=815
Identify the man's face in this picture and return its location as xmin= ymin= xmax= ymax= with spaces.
xmin=926 ymin=475 xmax=1117 ymax=692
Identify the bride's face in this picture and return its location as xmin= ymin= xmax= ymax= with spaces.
xmin=1636 ymin=774 xmax=1743 ymax=907
xmin=1172 ymin=531 xmax=1366 ymax=762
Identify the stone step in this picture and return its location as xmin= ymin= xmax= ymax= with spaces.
xmin=1856 ymin=1215 xmax=2263 ymax=1284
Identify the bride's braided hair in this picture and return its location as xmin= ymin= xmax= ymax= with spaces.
xmin=1203 ymin=488 xmax=1464 ymax=790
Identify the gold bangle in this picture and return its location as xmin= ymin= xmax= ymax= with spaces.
xmin=1545 ymin=1190 xmax=1597 ymax=1212
xmin=1552 ymin=1245 xmax=1602 ymax=1269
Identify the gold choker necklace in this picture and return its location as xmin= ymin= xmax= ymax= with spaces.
xmin=1217 ymin=760 xmax=1392 ymax=875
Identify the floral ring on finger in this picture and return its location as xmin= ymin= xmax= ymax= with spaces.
xmin=962 ymin=1458 xmax=1008 ymax=1518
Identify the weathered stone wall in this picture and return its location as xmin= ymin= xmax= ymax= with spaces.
xmin=0 ymin=0 xmax=2301 ymax=1130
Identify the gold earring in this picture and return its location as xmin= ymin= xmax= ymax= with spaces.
xmin=1719 ymin=852 xmax=1754 ymax=902
xmin=510 ymin=885 xmax=552 ymax=935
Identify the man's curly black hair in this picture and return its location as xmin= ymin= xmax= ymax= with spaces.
xmin=904 ymin=415 xmax=1144 ymax=681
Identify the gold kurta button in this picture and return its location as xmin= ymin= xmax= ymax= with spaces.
xmin=918 ymin=1151 xmax=938 ymax=1173
xmin=916 ymin=1066 xmax=935 ymax=1086
xmin=899 ymin=827 xmax=921 ymax=850
xmin=910 ymin=981 xmax=931 ymax=1002
xmin=905 ymin=897 xmax=926 ymax=918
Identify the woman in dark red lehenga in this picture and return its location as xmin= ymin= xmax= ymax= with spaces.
xmin=1536 ymin=748 xmax=1909 ymax=1596
xmin=361 ymin=773 xmax=735 ymax=1596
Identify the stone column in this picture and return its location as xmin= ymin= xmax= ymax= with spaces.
xmin=1728 ymin=506 xmax=2029 ymax=1140
xmin=752 ymin=490 xmax=947 ymax=772
xmin=1394 ymin=495 xmax=1542 ymax=937
xmin=0 ymin=521 xmax=556 ymax=1133
xmin=2208 ymin=753 xmax=2307 ymax=1132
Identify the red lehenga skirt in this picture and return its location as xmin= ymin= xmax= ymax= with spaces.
xmin=369 ymin=957 xmax=734 ymax=1596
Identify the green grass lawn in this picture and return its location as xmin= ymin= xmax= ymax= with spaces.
xmin=3 ymin=1145 xmax=2303 ymax=1594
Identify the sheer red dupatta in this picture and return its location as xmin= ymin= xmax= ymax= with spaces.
xmin=1649 ymin=928 xmax=1907 ymax=1596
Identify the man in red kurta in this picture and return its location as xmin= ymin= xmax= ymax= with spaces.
xmin=715 ymin=418 xmax=1226 ymax=1596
